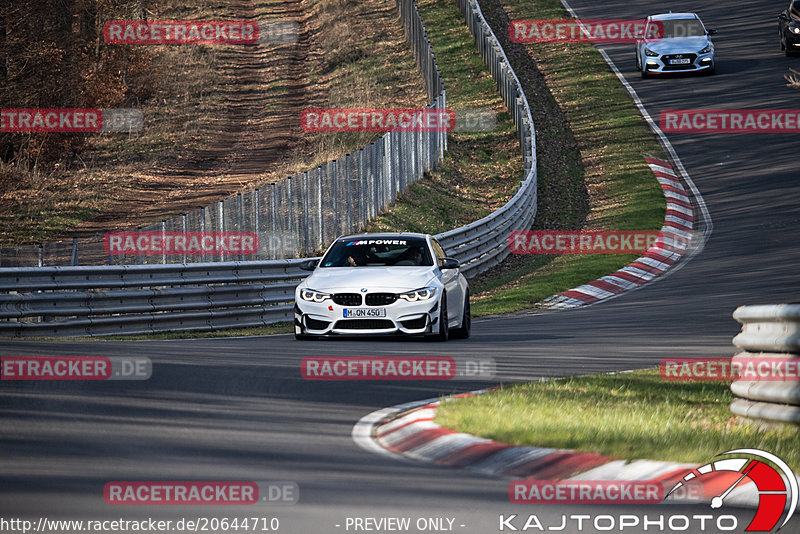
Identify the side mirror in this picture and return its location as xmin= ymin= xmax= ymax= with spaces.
xmin=439 ymin=257 xmax=460 ymax=270
xmin=707 ymin=28 xmax=718 ymax=35
xmin=300 ymin=259 xmax=318 ymax=271
xmin=779 ymin=13 xmax=790 ymax=21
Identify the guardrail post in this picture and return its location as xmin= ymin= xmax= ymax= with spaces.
xmin=38 ymin=244 xmax=43 ymax=267
xmin=238 ymin=193 xmax=244 ymax=261
xmin=287 ymin=177 xmax=294 ymax=255
xmin=332 ymin=159 xmax=338 ymax=239
xmin=359 ymin=150 xmax=366 ymax=227
xmin=200 ymin=209 xmax=206 ymax=263
xmin=254 ymin=188 xmax=260 ymax=259
xmin=345 ymin=154 xmax=352 ymax=232
xmin=218 ymin=201 xmax=225 ymax=262
xmin=314 ymin=168 xmax=321 ymax=251
xmin=729 ymin=304 xmax=800 ymax=428
xmin=270 ymin=183 xmax=277 ymax=259
xmin=181 ymin=215 xmax=187 ymax=264
xmin=71 ymin=237 xmax=78 ymax=266
xmin=161 ymin=220 xmax=167 ymax=264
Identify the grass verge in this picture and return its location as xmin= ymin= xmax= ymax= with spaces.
xmin=435 ymin=368 xmax=800 ymax=468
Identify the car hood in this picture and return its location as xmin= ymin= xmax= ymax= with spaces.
xmin=644 ymin=37 xmax=710 ymax=54
xmin=302 ymin=267 xmax=437 ymax=292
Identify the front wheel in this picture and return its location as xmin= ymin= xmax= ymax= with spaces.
xmin=429 ymin=294 xmax=449 ymax=342
xmin=450 ymin=291 xmax=471 ymax=339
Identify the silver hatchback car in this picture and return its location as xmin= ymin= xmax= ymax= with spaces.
xmin=636 ymin=12 xmax=717 ymax=78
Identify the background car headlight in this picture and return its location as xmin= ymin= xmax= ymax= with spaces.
xmin=300 ymin=289 xmax=331 ymax=302
xmin=791 ymin=25 xmax=800 ymax=35
xmin=397 ymin=287 xmax=436 ymax=302
xmin=698 ymin=44 xmax=713 ymax=54
xmin=644 ymin=48 xmax=659 ymax=57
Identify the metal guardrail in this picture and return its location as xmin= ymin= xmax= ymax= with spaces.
xmin=729 ymin=304 xmax=800 ymax=427
xmin=442 ymin=0 xmax=537 ymax=279
xmin=0 ymin=0 xmax=537 ymax=337
xmin=0 ymin=260 xmax=316 ymax=337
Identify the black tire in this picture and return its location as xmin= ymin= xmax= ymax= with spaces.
xmin=430 ymin=293 xmax=449 ymax=342
xmin=450 ymin=291 xmax=471 ymax=339
xmin=295 ymin=320 xmax=315 ymax=340
xmin=641 ymin=65 xmax=649 ymax=79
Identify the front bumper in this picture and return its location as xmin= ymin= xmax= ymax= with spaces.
xmin=644 ymin=52 xmax=714 ymax=74
xmin=294 ymin=297 xmax=441 ymax=336
xmin=785 ymin=31 xmax=800 ymax=48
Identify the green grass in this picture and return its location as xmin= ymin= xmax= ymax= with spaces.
xmin=435 ymin=368 xmax=800 ymax=467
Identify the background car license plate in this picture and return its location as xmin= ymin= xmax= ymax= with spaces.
xmin=343 ymin=308 xmax=387 ymax=318
xmin=669 ymin=59 xmax=691 ymax=65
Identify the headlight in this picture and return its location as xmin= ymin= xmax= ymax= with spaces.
xmin=644 ymin=48 xmax=659 ymax=57
xmin=300 ymin=288 xmax=331 ymax=302
xmin=791 ymin=25 xmax=800 ymax=35
xmin=397 ymin=287 xmax=437 ymax=302
xmin=698 ymin=44 xmax=712 ymax=54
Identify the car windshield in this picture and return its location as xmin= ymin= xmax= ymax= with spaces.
xmin=651 ymin=18 xmax=706 ymax=38
xmin=793 ymin=1 xmax=800 ymax=19
xmin=320 ymin=237 xmax=433 ymax=267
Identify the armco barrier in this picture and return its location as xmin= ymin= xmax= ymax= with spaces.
xmin=0 ymin=260 xmax=315 ymax=337
xmin=729 ymin=304 xmax=800 ymax=427
xmin=0 ymin=0 xmax=537 ymax=337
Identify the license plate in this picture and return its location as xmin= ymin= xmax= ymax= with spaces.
xmin=669 ymin=59 xmax=691 ymax=65
xmin=343 ymin=308 xmax=387 ymax=318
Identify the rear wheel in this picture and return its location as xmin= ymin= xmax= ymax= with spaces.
xmin=450 ymin=291 xmax=471 ymax=339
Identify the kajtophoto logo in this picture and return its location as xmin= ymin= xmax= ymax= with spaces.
xmin=666 ymin=449 xmax=798 ymax=532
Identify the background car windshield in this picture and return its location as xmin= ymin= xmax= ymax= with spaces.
xmin=321 ymin=238 xmax=434 ymax=267
xmin=793 ymin=1 xmax=800 ymax=19
xmin=653 ymin=19 xmax=705 ymax=38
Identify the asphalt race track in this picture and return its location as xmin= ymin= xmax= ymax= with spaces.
xmin=1 ymin=0 xmax=798 ymax=533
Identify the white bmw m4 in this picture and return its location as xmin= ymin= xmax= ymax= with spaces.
xmin=294 ymin=233 xmax=470 ymax=341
